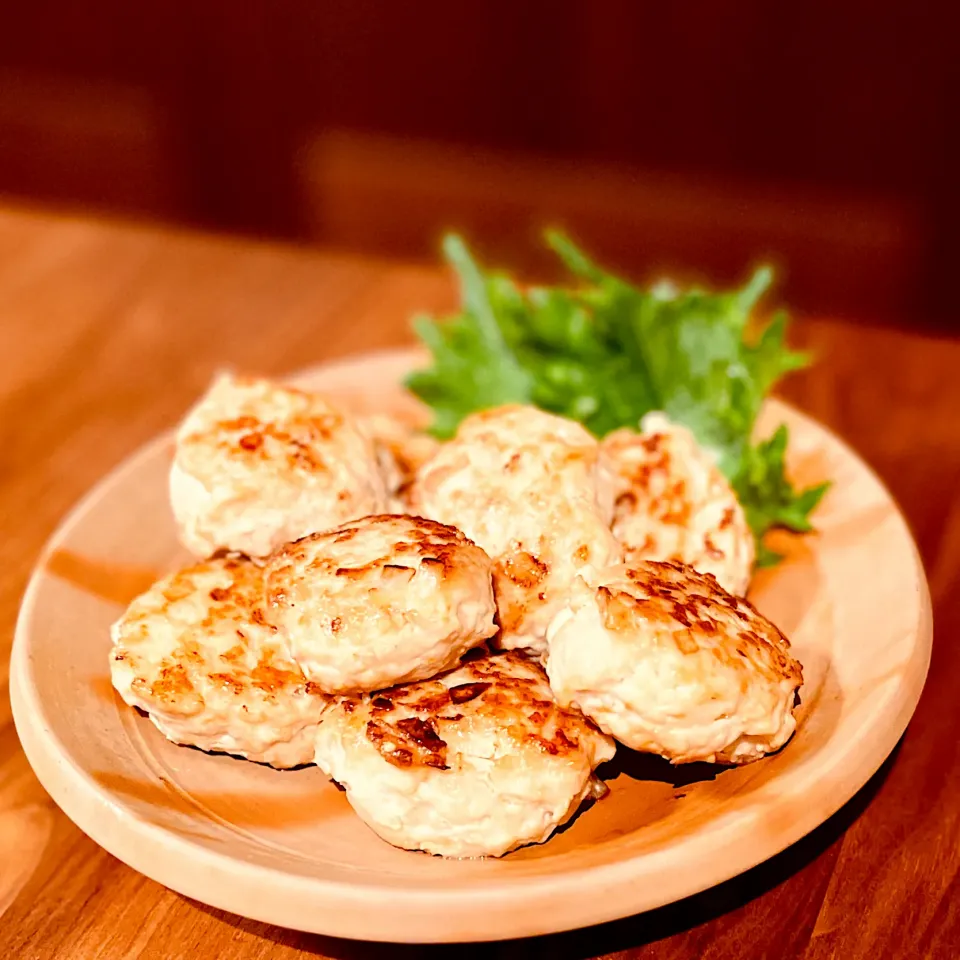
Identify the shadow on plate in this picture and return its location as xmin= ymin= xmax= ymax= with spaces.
xmin=598 ymin=749 xmax=720 ymax=789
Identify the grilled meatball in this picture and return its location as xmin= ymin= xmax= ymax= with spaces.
xmin=170 ymin=373 xmax=388 ymax=558
xmin=410 ymin=405 xmax=621 ymax=656
xmin=602 ymin=413 xmax=754 ymax=595
xmin=313 ymin=651 xmax=616 ymax=857
xmin=264 ymin=515 xmax=498 ymax=693
xmin=545 ymin=560 xmax=802 ymax=764
xmin=110 ymin=554 xmax=329 ymax=768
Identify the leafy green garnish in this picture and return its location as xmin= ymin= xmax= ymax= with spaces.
xmin=735 ymin=426 xmax=830 ymax=566
xmin=406 ymin=232 xmax=829 ymax=565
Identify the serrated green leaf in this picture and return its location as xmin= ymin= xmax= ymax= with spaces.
xmin=407 ymin=231 xmax=829 ymax=566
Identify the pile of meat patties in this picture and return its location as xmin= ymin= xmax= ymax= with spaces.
xmin=110 ymin=373 xmax=803 ymax=859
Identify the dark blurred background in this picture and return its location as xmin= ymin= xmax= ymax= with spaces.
xmin=1 ymin=3 xmax=956 ymax=326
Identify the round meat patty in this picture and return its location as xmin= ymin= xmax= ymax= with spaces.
xmin=602 ymin=413 xmax=755 ymax=596
xmin=409 ymin=405 xmax=621 ymax=657
xmin=264 ymin=515 xmax=498 ymax=693
xmin=545 ymin=560 xmax=802 ymax=764
xmin=313 ymin=650 xmax=616 ymax=858
xmin=170 ymin=373 xmax=389 ymax=558
xmin=110 ymin=554 xmax=329 ymax=768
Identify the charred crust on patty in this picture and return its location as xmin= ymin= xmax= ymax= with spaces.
xmin=601 ymin=560 xmax=802 ymax=686
xmin=271 ymin=515 xmax=489 ymax=589
xmin=499 ymin=552 xmax=548 ymax=589
xmin=114 ymin=556 xmax=327 ymax=720
xmin=448 ymin=681 xmax=491 ymax=704
xmin=151 ymin=662 xmax=196 ymax=700
xmin=338 ymin=651 xmax=602 ymax=769
xmin=366 ymin=717 xmax=448 ymax=770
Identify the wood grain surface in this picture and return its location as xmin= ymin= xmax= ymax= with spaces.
xmin=0 ymin=205 xmax=957 ymax=959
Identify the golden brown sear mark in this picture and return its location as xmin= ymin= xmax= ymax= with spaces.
xmin=208 ymin=416 xmax=344 ymax=473
xmin=602 ymin=560 xmax=802 ymax=684
xmin=144 ymin=661 xmax=196 ymax=701
xmin=342 ymin=651 xmax=595 ymax=770
xmin=498 ymin=552 xmax=548 ymax=589
xmin=238 ymin=432 xmax=263 ymax=452
xmin=272 ymin=515 xmax=483 ymax=589
xmin=448 ymin=681 xmax=491 ymax=704
xmin=209 ymin=671 xmax=244 ymax=694
xmin=366 ymin=717 xmax=448 ymax=770
xmin=249 ymin=655 xmax=306 ymax=695
xmin=217 ymin=416 xmax=261 ymax=432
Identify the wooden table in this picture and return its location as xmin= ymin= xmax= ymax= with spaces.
xmin=1 ymin=206 xmax=958 ymax=959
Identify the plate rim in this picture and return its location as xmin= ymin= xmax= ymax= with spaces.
xmin=11 ymin=346 xmax=934 ymax=942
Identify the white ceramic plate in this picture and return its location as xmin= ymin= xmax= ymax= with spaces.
xmin=11 ymin=348 xmax=932 ymax=943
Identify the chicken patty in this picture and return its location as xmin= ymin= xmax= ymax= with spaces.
xmin=602 ymin=414 xmax=754 ymax=596
xmin=110 ymin=555 xmax=329 ymax=768
xmin=409 ymin=405 xmax=621 ymax=656
xmin=170 ymin=373 xmax=389 ymax=558
xmin=264 ymin=515 xmax=498 ymax=693
xmin=545 ymin=560 xmax=802 ymax=764
xmin=313 ymin=651 xmax=616 ymax=858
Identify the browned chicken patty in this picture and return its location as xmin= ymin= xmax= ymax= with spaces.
xmin=409 ymin=405 xmax=621 ymax=656
xmin=602 ymin=414 xmax=754 ymax=595
xmin=313 ymin=650 xmax=616 ymax=857
xmin=171 ymin=373 xmax=389 ymax=557
xmin=264 ymin=515 xmax=498 ymax=693
xmin=546 ymin=559 xmax=803 ymax=764
xmin=110 ymin=554 xmax=330 ymax=767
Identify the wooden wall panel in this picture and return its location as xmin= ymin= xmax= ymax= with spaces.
xmin=0 ymin=71 xmax=177 ymax=216
xmin=300 ymin=130 xmax=924 ymax=321
xmin=0 ymin=2 xmax=953 ymax=323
